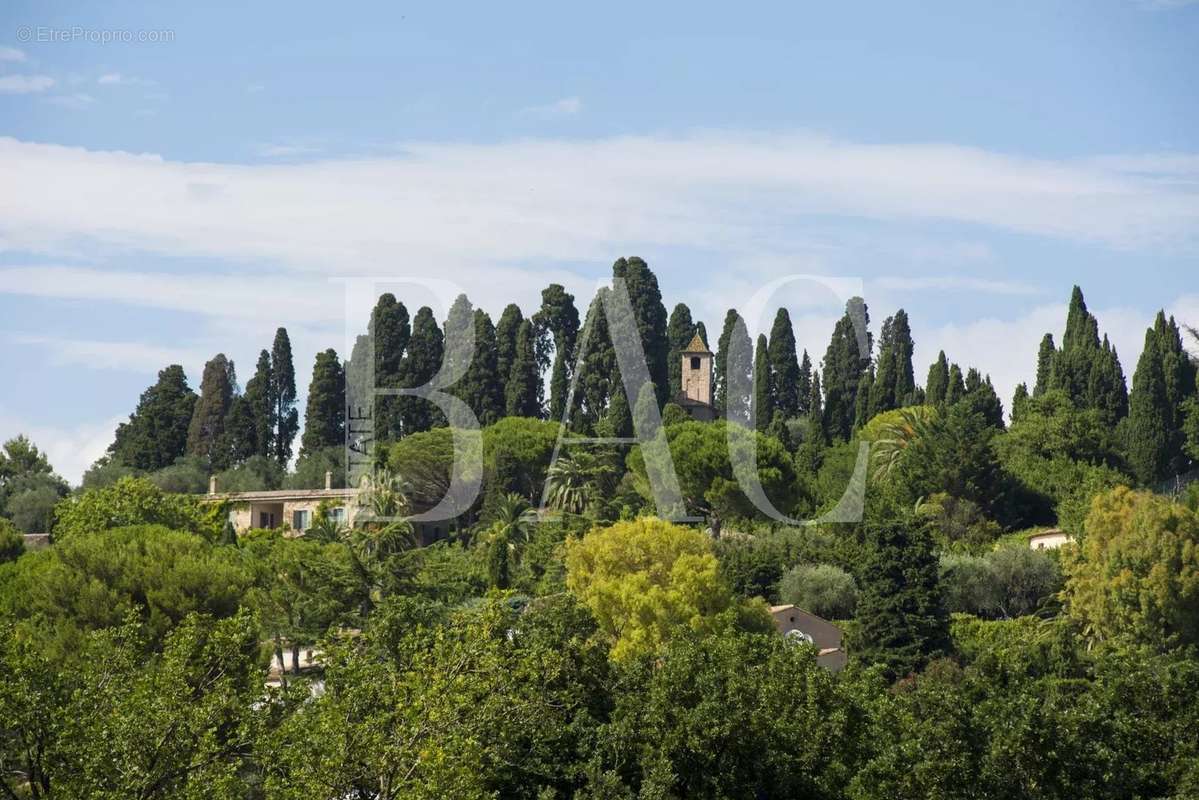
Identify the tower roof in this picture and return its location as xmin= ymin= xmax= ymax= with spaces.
xmin=682 ymin=332 xmax=712 ymax=354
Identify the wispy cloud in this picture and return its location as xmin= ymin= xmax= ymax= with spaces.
xmin=42 ymin=93 xmax=96 ymax=109
xmin=873 ymin=276 xmax=1043 ymax=296
xmin=0 ymin=74 xmax=55 ymax=93
xmin=522 ymin=96 xmax=583 ymax=118
xmin=97 ymin=72 xmax=155 ymax=87
xmin=0 ymin=405 xmax=121 ymax=486
xmin=0 ymin=132 xmax=1195 ymax=284
xmin=13 ymin=333 xmax=210 ymax=373
xmin=0 ymin=46 xmax=26 ymax=62
xmin=255 ymin=142 xmax=323 ymax=158
xmin=0 ymin=265 xmax=346 ymax=323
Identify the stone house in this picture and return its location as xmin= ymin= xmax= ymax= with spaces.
xmin=206 ymin=472 xmax=360 ymax=535
xmin=769 ymin=604 xmax=848 ymax=671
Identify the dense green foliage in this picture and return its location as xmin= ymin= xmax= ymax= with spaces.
xmin=6 ymin=270 xmax=1199 ymax=797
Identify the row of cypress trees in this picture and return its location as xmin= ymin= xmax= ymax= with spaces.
xmin=110 ymin=265 xmax=1197 ymax=489
xmin=108 ymin=328 xmax=318 ymax=473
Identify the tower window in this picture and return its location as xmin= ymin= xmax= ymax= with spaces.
xmin=690 ymin=356 xmax=701 ymax=370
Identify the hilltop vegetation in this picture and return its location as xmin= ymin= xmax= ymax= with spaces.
xmin=2 ymin=258 xmax=1199 ymax=798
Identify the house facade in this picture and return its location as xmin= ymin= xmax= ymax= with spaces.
xmin=206 ymin=472 xmax=360 ymax=535
xmin=769 ymin=604 xmax=848 ymax=671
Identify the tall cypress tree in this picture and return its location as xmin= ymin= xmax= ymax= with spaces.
xmin=399 ymin=307 xmax=445 ymax=434
xmin=534 ymin=284 xmax=580 ymax=422
xmin=1049 ymin=286 xmax=1129 ymax=425
xmin=602 ymin=365 xmax=633 ymax=437
xmin=926 ymin=351 xmax=949 ymax=406
xmin=300 ymin=348 xmax=346 ymax=457
xmin=1011 ymin=382 xmax=1030 ymax=423
xmin=870 ymin=309 xmax=916 ymax=418
xmin=961 ymin=369 xmax=1005 ymax=429
xmin=870 ymin=316 xmax=896 ymax=417
xmin=752 ymin=333 xmax=773 ymax=432
xmin=944 ymin=363 xmax=965 ymax=406
xmin=854 ymin=368 xmax=875 ymax=429
xmin=495 ymin=304 xmax=524 ymax=407
xmin=1033 ymin=333 xmax=1056 ymax=398
xmin=459 ymin=309 xmax=504 ymax=425
xmin=1090 ymin=336 xmax=1129 ymax=425
xmin=667 ymin=303 xmax=695 ymax=402
xmin=806 ymin=372 xmax=825 ymax=445
xmin=715 ymin=309 xmax=740 ymax=413
xmin=719 ymin=313 xmax=754 ymax=426
xmin=821 ymin=297 xmax=872 ymax=441
xmin=228 ymin=350 xmax=274 ymax=462
xmin=797 ymin=349 xmax=813 ymax=416
xmin=1053 ymin=287 xmax=1099 ymax=404
xmin=572 ymin=290 xmax=615 ymax=433
xmin=891 ymin=310 xmax=915 ymax=405
xmin=1126 ymin=325 xmax=1175 ymax=485
xmin=767 ymin=308 xmax=801 ymax=418
xmin=1155 ymin=311 xmax=1198 ymax=419
xmin=369 ymin=294 xmax=411 ymax=442
xmin=442 ymin=294 xmax=476 ymax=427
xmin=615 ymin=257 xmax=670 ymax=407
xmin=110 ymin=365 xmax=198 ymax=471
xmin=855 ymin=523 xmax=949 ymax=680
xmin=187 ymin=353 xmax=236 ymax=470
xmin=505 ymin=319 xmax=541 ymax=418
xmin=270 ymin=328 xmax=300 ymax=466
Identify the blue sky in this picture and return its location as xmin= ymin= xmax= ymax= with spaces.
xmin=1 ymin=0 xmax=1197 ymax=482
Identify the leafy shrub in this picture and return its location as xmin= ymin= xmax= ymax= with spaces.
xmin=777 ymin=563 xmax=858 ymax=619
xmin=54 ymin=476 xmax=221 ymax=541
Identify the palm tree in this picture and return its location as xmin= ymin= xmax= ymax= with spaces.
xmin=356 ymin=465 xmax=410 ymax=523
xmin=545 ymin=452 xmax=603 ymax=515
xmin=869 ymin=406 xmax=940 ymax=483
xmin=488 ymin=492 xmax=538 ymax=546
xmin=302 ymin=512 xmax=348 ymax=544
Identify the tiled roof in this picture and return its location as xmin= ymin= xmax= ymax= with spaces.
xmin=203 ymin=488 xmax=359 ymax=502
xmin=682 ymin=332 xmax=711 ymax=354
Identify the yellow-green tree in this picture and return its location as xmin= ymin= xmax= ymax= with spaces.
xmin=1063 ymin=486 xmax=1199 ymax=648
xmin=564 ymin=517 xmax=745 ymax=660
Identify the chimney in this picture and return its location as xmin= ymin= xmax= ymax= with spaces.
xmin=208 ymin=475 xmax=217 ymax=495
xmin=324 ymin=470 xmax=333 ymax=491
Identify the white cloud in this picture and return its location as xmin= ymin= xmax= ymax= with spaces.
xmin=0 ymin=46 xmax=26 ymax=62
xmin=911 ymin=295 xmax=1199 ymax=420
xmin=13 ymin=333 xmax=211 ymax=373
xmin=256 ymin=142 xmax=323 ymax=158
xmin=0 ymin=265 xmax=348 ymax=324
xmin=0 ymin=406 xmax=121 ymax=487
xmin=0 ymin=132 xmax=1195 ymax=286
xmin=43 ymin=93 xmax=95 ymax=109
xmin=0 ymin=74 xmax=54 ymax=93
xmin=873 ymin=276 xmax=1043 ymax=295
xmin=97 ymin=72 xmax=155 ymax=87
xmin=523 ymin=96 xmax=583 ymax=117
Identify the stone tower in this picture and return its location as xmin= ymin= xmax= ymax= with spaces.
xmin=680 ymin=332 xmax=714 ymax=411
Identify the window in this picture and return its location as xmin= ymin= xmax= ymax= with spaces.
xmin=328 ymin=506 xmax=345 ymax=523
xmin=258 ymin=511 xmax=275 ymax=529
xmin=690 ymin=356 xmax=701 ymax=370
xmin=292 ymin=510 xmax=310 ymax=530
